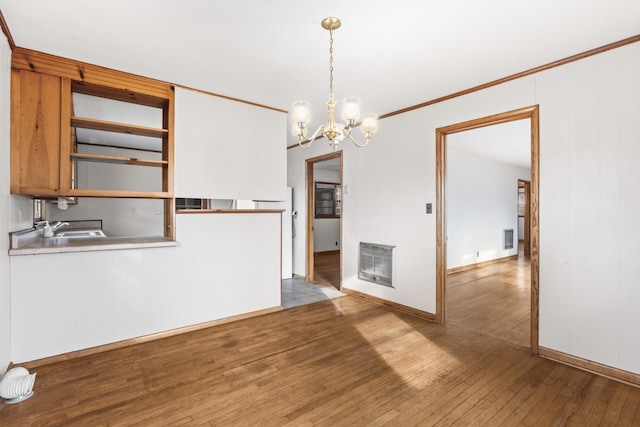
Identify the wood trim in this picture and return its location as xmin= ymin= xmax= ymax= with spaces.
xmin=70 ymin=152 xmax=168 ymax=167
xmin=164 ymin=198 xmax=176 ymax=240
xmin=435 ymin=105 xmax=540 ymax=355
xmin=540 ymin=347 xmax=640 ymax=389
xmin=446 ymin=254 xmax=518 ymax=274
xmin=66 ymin=189 xmax=172 ymax=198
xmin=0 ymin=9 xmax=16 ymax=50
xmin=529 ymin=106 xmax=540 ymax=354
xmin=9 ymin=69 xmax=20 ymax=194
xmin=305 ymin=151 xmax=343 ymax=284
xmin=342 ymin=288 xmax=436 ymax=322
xmin=382 ymin=34 xmax=640 ymax=119
xmin=12 ymin=47 xmax=172 ymax=99
xmin=70 ymin=116 xmax=168 ymax=138
xmin=174 ymin=84 xmax=287 ymax=114
xmin=72 ymin=80 xmax=168 ymax=108
xmin=306 ymin=159 xmax=315 ymax=281
xmin=435 ymin=129 xmax=446 ymax=324
xmin=59 ymin=78 xmax=72 ymax=192
xmin=164 ymin=87 xmax=175 ymax=238
xmin=20 ymin=306 xmax=283 ymax=370
xmin=76 ymin=141 xmax=162 ymax=154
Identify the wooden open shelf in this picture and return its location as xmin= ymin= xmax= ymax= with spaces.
xmin=71 ymin=116 xmax=168 ymax=139
xmin=70 ymin=152 xmax=168 ymax=167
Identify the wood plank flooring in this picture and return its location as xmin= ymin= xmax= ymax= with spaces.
xmin=313 ymin=251 xmax=340 ymax=289
xmin=447 ymin=252 xmax=531 ymax=347
xmin=2 ymin=291 xmax=639 ymax=425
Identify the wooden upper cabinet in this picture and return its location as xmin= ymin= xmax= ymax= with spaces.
xmin=10 ymin=69 xmax=64 ymax=196
xmin=10 ymin=48 xmax=174 ymax=199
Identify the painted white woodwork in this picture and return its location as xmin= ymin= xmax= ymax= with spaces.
xmin=10 ymin=212 xmax=282 ymax=362
xmin=0 ymin=32 xmax=11 ymax=374
xmin=287 ymin=41 xmax=640 ymax=375
xmin=446 ymin=146 xmax=530 ymax=269
xmin=174 ymin=87 xmax=287 ymax=201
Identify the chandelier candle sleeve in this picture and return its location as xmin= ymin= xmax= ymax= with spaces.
xmin=292 ymin=17 xmax=378 ymax=151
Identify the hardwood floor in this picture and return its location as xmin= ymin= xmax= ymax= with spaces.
xmin=313 ymin=250 xmax=340 ymax=289
xmin=2 ymin=293 xmax=640 ymax=425
xmin=447 ymin=252 xmax=531 ymax=348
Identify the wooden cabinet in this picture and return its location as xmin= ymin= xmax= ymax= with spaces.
xmin=66 ymin=81 xmax=171 ymax=198
xmin=10 ymin=48 xmax=176 ymax=238
xmin=10 ymin=66 xmax=173 ymax=199
xmin=10 ymin=69 xmax=64 ymax=196
xmin=315 ymin=181 xmax=341 ymax=218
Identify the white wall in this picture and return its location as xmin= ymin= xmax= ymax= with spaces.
xmin=0 ymin=31 xmax=11 ymax=374
xmin=446 ymin=148 xmax=530 ymax=269
xmin=174 ymin=87 xmax=287 ymax=201
xmin=10 ymin=212 xmax=282 ymax=362
xmin=287 ymin=41 xmax=640 ymax=375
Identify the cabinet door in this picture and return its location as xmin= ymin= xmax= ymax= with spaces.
xmin=10 ymin=70 xmax=62 ymax=195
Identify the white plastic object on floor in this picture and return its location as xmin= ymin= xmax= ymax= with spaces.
xmin=0 ymin=366 xmax=36 ymax=404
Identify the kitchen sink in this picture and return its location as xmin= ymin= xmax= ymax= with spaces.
xmin=54 ymin=229 xmax=107 ymax=238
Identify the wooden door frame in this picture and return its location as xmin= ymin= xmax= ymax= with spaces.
xmin=435 ymin=105 xmax=540 ymax=354
xmin=306 ymin=151 xmax=343 ymax=286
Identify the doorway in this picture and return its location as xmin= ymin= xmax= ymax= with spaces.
xmin=518 ymin=179 xmax=531 ymax=258
xmin=436 ymin=105 xmax=540 ymax=354
xmin=306 ymin=151 xmax=343 ymax=290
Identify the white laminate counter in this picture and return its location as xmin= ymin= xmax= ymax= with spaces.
xmin=9 ymin=235 xmax=177 ymax=256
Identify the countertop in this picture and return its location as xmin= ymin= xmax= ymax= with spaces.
xmin=9 ymin=221 xmax=177 ymax=256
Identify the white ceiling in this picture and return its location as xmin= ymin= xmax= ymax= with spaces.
xmin=447 ymin=119 xmax=531 ymax=169
xmin=1 ymin=0 xmax=639 ymax=128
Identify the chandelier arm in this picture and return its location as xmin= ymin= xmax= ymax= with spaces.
xmin=346 ymin=132 xmax=371 ymax=148
xmin=298 ymin=124 xmax=326 ymax=148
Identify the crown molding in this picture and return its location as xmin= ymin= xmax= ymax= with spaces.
xmin=381 ymin=34 xmax=640 ymax=119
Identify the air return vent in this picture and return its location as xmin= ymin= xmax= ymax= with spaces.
xmin=503 ymin=229 xmax=514 ymax=250
xmin=359 ymin=242 xmax=395 ymax=288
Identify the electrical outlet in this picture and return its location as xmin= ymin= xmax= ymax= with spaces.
xmin=426 ymin=203 xmax=432 ymax=214
xmin=335 ymin=241 xmax=338 ymax=246
xmin=476 ymin=251 xmax=479 ymax=257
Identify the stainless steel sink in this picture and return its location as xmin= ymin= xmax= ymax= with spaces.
xmin=54 ymin=229 xmax=107 ymax=238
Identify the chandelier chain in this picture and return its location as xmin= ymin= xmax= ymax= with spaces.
xmin=329 ymin=27 xmax=334 ymax=99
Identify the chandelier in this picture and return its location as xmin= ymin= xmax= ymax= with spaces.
xmin=292 ymin=17 xmax=378 ymax=151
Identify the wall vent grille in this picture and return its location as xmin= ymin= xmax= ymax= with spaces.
xmin=358 ymin=242 xmax=395 ymax=288
xmin=503 ymin=229 xmax=514 ymax=250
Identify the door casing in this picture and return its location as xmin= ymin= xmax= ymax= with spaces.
xmin=305 ymin=151 xmax=343 ymax=286
xmin=435 ymin=105 xmax=540 ymax=354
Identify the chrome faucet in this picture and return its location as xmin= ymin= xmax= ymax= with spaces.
xmin=50 ymin=221 xmax=69 ymax=233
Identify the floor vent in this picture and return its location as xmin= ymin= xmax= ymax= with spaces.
xmin=359 ymin=242 xmax=395 ymax=288
xmin=503 ymin=229 xmax=514 ymax=250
